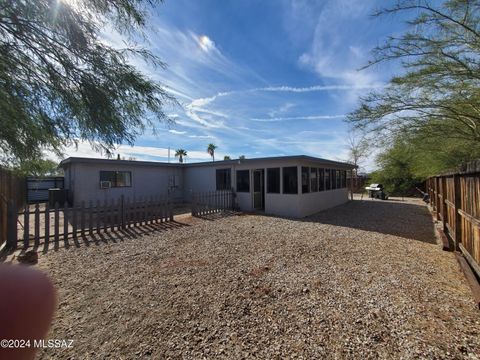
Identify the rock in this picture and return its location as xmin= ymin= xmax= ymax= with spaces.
xmin=17 ymin=250 xmax=38 ymax=265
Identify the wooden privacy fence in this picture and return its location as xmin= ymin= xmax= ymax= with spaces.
xmin=5 ymin=195 xmax=174 ymax=250
xmin=426 ymin=160 xmax=480 ymax=278
xmin=191 ymin=190 xmax=234 ymax=217
xmin=0 ymin=167 xmax=26 ymax=248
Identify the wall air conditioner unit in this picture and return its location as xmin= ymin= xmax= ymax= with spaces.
xmin=100 ymin=181 xmax=111 ymax=189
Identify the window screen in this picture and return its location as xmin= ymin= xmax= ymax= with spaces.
xmin=267 ymin=168 xmax=280 ymax=193
xmin=236 ymin=170 xmax=250 ymax=192
xmin=310 ymin=168 xmax=318 ymax=192
xmin=325 ymin=169 xmax=331 ymax=190
xmin=216 ymin=168 xmax=231 ymax=190
xmin=301 ymin=167 xmax=309 ymax=193
xmin=99 ymin=171 xmax=132 ymax=188
xmin=318 ymin=168 xmax=325 ymax=191
xmin=283 ymin=167 xmax=298 ymax=194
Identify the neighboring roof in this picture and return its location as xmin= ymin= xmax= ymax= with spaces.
xmin=59 ymin=155 xmax=356 ymax=169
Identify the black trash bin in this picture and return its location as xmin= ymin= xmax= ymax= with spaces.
xmin=48 ymin=188 xmax=68 ymax=207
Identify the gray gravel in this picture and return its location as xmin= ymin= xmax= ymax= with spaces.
xmin=35 ymin=197 xmax=480 ymax=359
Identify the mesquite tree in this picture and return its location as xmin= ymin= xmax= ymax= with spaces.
xmin=348 ymin=0 xmax=480 ymax=146
xmin=0 ymin=0 xmax=175 ymax=164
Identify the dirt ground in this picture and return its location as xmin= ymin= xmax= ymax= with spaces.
xmin=28 ymin=197 xmax=480 ymax=359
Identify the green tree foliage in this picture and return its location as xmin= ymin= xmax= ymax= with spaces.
xmin=349 ymin=0 xmax=480 ymax=175
xmin=370 ymin=139 xmax=423 ymax=196
xmin=223 ymin=155 xmax=231 ymax=160
xmin=0 ymin=0 xmax=174 ymax=164
xmin=12 ymin=158 xmax=61 ymax=177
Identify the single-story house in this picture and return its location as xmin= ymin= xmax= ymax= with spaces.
xmin=60 ymin=155 xmax=355 ymax=218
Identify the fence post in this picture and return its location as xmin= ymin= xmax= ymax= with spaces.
xmin=454 ymin=174 xmax=462 ymax=251
xmin=23 ymin=204 xmax=30 ymax=249
xmin=435 ymin=177 xmax=440 ymax=221
xmin=441 ymin=177 xmax=447 ymax=232
xmin=6 ymin=201 xmax=18 ymax=249
xmin=191 ymin=192 xmax=196 ymax=216
xmin=169 ymin=196 xmax=174 ymax=221
xmin=120 ymin=195 xmax=125 ymax=229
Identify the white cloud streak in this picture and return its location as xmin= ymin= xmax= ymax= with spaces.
xmin=251 ymin=114 xmax=345 ymax=122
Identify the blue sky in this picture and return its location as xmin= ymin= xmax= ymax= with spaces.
xmin=63 ymin=0 xmax=408 ymax=170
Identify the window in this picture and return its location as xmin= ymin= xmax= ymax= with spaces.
xmin=341 ymin=170 xmax=346 ymax=188
xmin=99 ymin=171 xmax=132 ymax=187
xmin=325 ymin=169 xmax=331 ymax=190
xmin=283 ymin=167 xmax=298 ymax=194
xmin=267 ymin=168 xmax=280 ymax=193
xmin=236 ymin=170 xmax=250 ymax=192
xmin=318 ymin=168 xmax=325 ymax=191
xmin=310 ymin=168 xmax=318 ymax=192
xmin=301 ymin=167 xmax=310 ymax=193
xmin=331 ymin=169 xmax=337 ymax=190
xmin=216 ymin=168 xmax=231 ymax=190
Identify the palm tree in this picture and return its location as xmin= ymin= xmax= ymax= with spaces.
xmin=224 ymin=155 xmax=231 ymax=160
xmin=175 ymin=149 xmax=187 ymax=163
xmin=207 ymin=143 xmax=217 ymax=162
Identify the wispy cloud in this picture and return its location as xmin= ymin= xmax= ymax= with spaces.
xmin=251 ymin=114 xmax=345 ymax=122
xmin=168 ymin=129 xmax=187 ymax=135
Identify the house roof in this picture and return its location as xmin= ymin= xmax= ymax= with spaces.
xmin=59 ymin=155 xmax=356 ymax=169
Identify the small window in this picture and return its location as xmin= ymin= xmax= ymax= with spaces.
xmin=216 ymin=168 xmax=231 ymax=190
xmin=100 ymin=171 xmax=132 ymax=188
xmin=318 ymin=168 xmax=325 ymax=191
xmin=283 ymin=167 xmax=298 ymax=194
xmin=325 ymin=169 xmax=331 ymax=190
xmin=301 ymin=167 xmax=309 ymax=193
xmin=236 ymin=170 xmax=250 ymax=192
xmin=310 ymin=168 xmax=318 ymax=192
xmin=267 ymin=168 xmax=280 ymax=193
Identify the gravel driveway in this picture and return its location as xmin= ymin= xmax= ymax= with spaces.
xmin=36 ymin=198 xmax=480 ymax=359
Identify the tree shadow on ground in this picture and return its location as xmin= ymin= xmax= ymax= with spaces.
xmin=299 ymin=199 xmax=437 ymax=245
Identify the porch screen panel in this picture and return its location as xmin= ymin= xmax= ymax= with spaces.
xmin=318 ymin=168 xmax=325 ymax=191
xmin=267 ymin=168 xmax=280 ymax=193
xmin=325 ymin=169 xmax=331 ymax=190
xmin=310 ymin=168 xmax=318 ymax=192
xmin=236 ymin=170 xmax=250 ymax=192
xmin=301 ymin=167 xmax=310 ymax=193
xmin=216 ymin=169 xmax=231 ymax=190
xmin=283 ymin=167 xmax=298 ymax=194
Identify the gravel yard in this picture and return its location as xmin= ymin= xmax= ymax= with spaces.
xmin=35 ymin=198 xmax=480 ymax=359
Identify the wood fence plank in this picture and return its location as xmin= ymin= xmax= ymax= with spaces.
xmin=23 ymin=205 xmax=30 ymax=248
xmin=72 ymin=204 xmax=77 ymax=238
xmin=54 ymin=202 xmax=60 ymax=245
xmin=63 ymin=202 xmax=69 ymax=244
xmin=80 ymin=201 xmax=85 ymax=237
xmin=44 ymin=204 xmax=50 ymax=249
xmin=34 ymin=203 xmax=40 ymax=246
